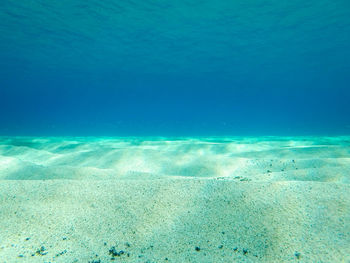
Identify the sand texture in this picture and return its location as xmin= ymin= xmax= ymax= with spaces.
xmin=0 ymin=136 xmax=349 ymax=262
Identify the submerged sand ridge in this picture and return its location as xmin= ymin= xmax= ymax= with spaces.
xmin=0 ymin=136 xmax=350 ymax=182
xmin=0 ymin=136 xmax=349 ymax=262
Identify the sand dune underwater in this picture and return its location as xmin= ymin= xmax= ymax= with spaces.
xmin=0 ymin=136 xmax=349 ymax=262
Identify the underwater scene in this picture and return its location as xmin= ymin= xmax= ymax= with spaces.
xmin=0 ymin=0 xmax=350 ymax=262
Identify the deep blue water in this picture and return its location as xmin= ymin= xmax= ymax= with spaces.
xmin=0 ymin=0 xmax=349 ymax=136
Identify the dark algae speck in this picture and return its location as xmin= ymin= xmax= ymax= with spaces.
xmin=109 ymin=246 xmax=124 ymax=257
xmin=55 ymin=249 xmax=67 ymax=257
xmin=35 ymin=246 xmax=47 ymax=256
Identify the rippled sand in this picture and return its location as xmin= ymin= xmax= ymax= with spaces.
xmin=0 ymin=136 xmax=349 ymax=262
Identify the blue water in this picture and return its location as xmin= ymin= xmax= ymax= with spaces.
xmin=0 ymin=0 xmax=350 ymax=136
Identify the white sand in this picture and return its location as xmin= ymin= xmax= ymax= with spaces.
xmin=0 ymin=136 xmax=349 ymax=262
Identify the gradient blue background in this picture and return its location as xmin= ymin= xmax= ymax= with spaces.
xmin=0 ymin=0 xmax=350 ymax=135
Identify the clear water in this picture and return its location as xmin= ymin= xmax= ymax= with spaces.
xmin=1 ymin=1 xmax=350 ymax=262
xmin=1 ymin=0 xmax=350 ymax=135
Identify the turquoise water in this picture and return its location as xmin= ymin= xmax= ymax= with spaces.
xmin=1 ymin=1 xmax=350 ymax=262
xmin=1 ymin=0 xmax=350 ymax=135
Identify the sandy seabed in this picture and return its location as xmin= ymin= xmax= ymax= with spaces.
xmin=0 ymin=136 xmax=349 ymax=262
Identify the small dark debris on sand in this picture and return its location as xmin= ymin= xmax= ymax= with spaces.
xmin=295 ymin=251 xmax=301 ymax=259
xmin=55 ymin=249 xmax=67 ymax=257
xmin=109 ymin=246 xmax=126 ymax=258
xmin=240 ymin=178 xmax=251 ymax=182
xmin=35 ymin=246 xmax=48 ymax=256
